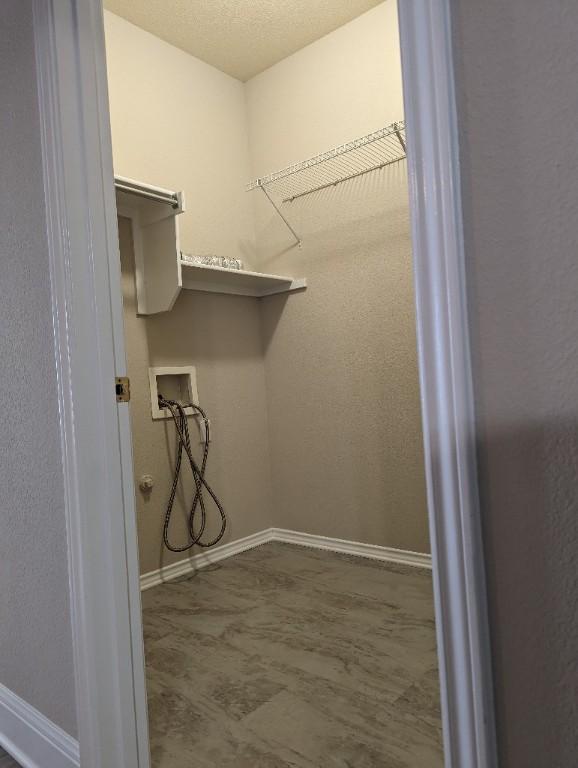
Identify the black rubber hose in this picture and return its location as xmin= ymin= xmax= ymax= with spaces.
xmin=157 ymin=395 xmax=227 ymax=551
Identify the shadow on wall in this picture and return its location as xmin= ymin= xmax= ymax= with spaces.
xmin=475 ymin=418 xmax=578 ymax=766
xmin=145 ymin=290 xmax=266 ymax=362
xmin=260 ymin=293 xmax=289 ymax=351
xmin=451 ymin=9 xmax=578 ymax=753
xmin=253 ymin=162 xmax=409 ymax=271
xmin=134 ymin=407 xmax=194 ymax=574
xmin=118 ymin=214 xmax=274 ymax=576
xmin=258 ymin=163 xmax=413 ymax=359
xmin=143 ymin=289 xmax=272 ymax=553
xmin=255 ymin=161 xmax=429 ymax=552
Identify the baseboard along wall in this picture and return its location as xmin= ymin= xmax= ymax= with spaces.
xmin=0 ymin=530 xmax=429 ymax=765
xmin=140 ymin=527 xmax=432 ymax=590
xmin=0 ymin=683 xmax=79 ymax=768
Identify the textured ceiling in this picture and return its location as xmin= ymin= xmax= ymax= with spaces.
xmin=103 ymin=0 xmax=384 ymax=81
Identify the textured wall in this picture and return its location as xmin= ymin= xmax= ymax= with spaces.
xmin=118 ymin=218 xmax=272 ymax=574
xmin=245 ymin=3 xmax=404 ymax=170
xmin=0 ymin=0 xmax=77 ymax=736
xmin=107 ymin=1 xmax=429 ymax=570
xmin=105 ymin=12 xmax=275 ymax=575
xmin=451 ymin=1 xmax=578 ymax=764
xmin=246 ymin=2 xmax=429 ymax=551
xmin=104 ymin=10 xmax=256 ymax=268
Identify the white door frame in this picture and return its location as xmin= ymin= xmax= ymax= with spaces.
xmin=32 ymin=0 xmax=497 ymax=766
xmin=398 ymin=3 xmax=497 ymax=765
xmin=32 ymin=0 xmax=149 ymax=766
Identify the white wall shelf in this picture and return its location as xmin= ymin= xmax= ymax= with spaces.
xmin=180 ymin=260 xmax=306 ymax=298
xmin=115 ymin=176 xmax=306 ymax=313
xmin=115 ymin=175 xmax=185 ymax=314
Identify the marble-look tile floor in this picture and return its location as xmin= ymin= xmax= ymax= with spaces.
xmin=0 ymin=749 xmax=20 ymax=767
xmin=142 ymin=542 xmax=443 ymax=767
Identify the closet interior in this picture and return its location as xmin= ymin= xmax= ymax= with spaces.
xmin=103 ymin=0 xmax=443 ymax=765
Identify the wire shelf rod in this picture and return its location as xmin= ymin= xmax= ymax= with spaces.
xmin=283 ymin=153 xmax=404 ymax=202
xmin=114 ymin=176 xmax=180 ymax=208
xmin=245 ymin=119 xmax=406 ymax=245
xmin=246 ymin=121 xmax=406 ymax=192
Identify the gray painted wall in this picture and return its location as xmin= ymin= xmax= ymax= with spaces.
xmin=108 ymin=2 xmax=429 ymax=568
xmin=118 ymin=218 xmax=273 ymax=574
xmin=247 ymin=2 xmax=429 ymax=552
xmin=0 ymin=0 xmax=77 ymax=737
xmin=451 ymin=1 xmax=578 ymax=765
xmin=105 ymin=14 xmax=274 ymax=575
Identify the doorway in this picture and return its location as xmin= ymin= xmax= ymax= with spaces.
xmin=107 ymin=1 xmax=441 ymax=765
xmin=31 ymin=0 xmax=497 ymax=765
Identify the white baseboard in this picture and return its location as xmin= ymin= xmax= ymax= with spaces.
xmin=0 ymin=683 xmax=79 ymax=768
xmin=140 ymin=527 xmax=431 ymax=590
xmin=0 ymin=539 xmax=430 ymax=763
xmin=139 ymin=528 xmax=274 ymax=590
xmin=271 ymin=528 xmax=432 ymax=568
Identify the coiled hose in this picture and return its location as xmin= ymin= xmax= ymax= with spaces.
xmin=158 ymin=394 xmax=227 ymax=551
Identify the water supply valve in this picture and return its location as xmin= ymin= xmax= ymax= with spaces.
xmin=139 ymin=474 xmax=154 ymax=493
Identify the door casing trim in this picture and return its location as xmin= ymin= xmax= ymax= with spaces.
xmin=32 ymin=0 xmax=497 ymax=766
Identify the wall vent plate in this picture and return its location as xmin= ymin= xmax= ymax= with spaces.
xmin=148 ymin=366 xmax=199 ymax=420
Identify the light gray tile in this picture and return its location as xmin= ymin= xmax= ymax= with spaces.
xmin=143 ymin=542 xmax=443 ymax=767
xmin=0 ymin=750 xmax=20 ymax=768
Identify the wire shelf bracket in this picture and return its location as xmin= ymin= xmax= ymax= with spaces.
xmin=255 ymin=180 xmax=303 ymax=248
xmin=247 ymin=120 xmax=406 ymax=247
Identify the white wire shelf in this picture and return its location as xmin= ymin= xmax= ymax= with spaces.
xmin=246 ymin=120 xmax=406 ymax=246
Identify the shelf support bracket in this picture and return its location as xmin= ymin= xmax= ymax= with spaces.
xmin=257 ymin=180 xmax=302 ymax=248
xmin=395 ymin=125 xmax=406 ymax=153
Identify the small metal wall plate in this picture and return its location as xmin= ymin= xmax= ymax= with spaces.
xmin=115 ymin=376 xmax=130 ymax=402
